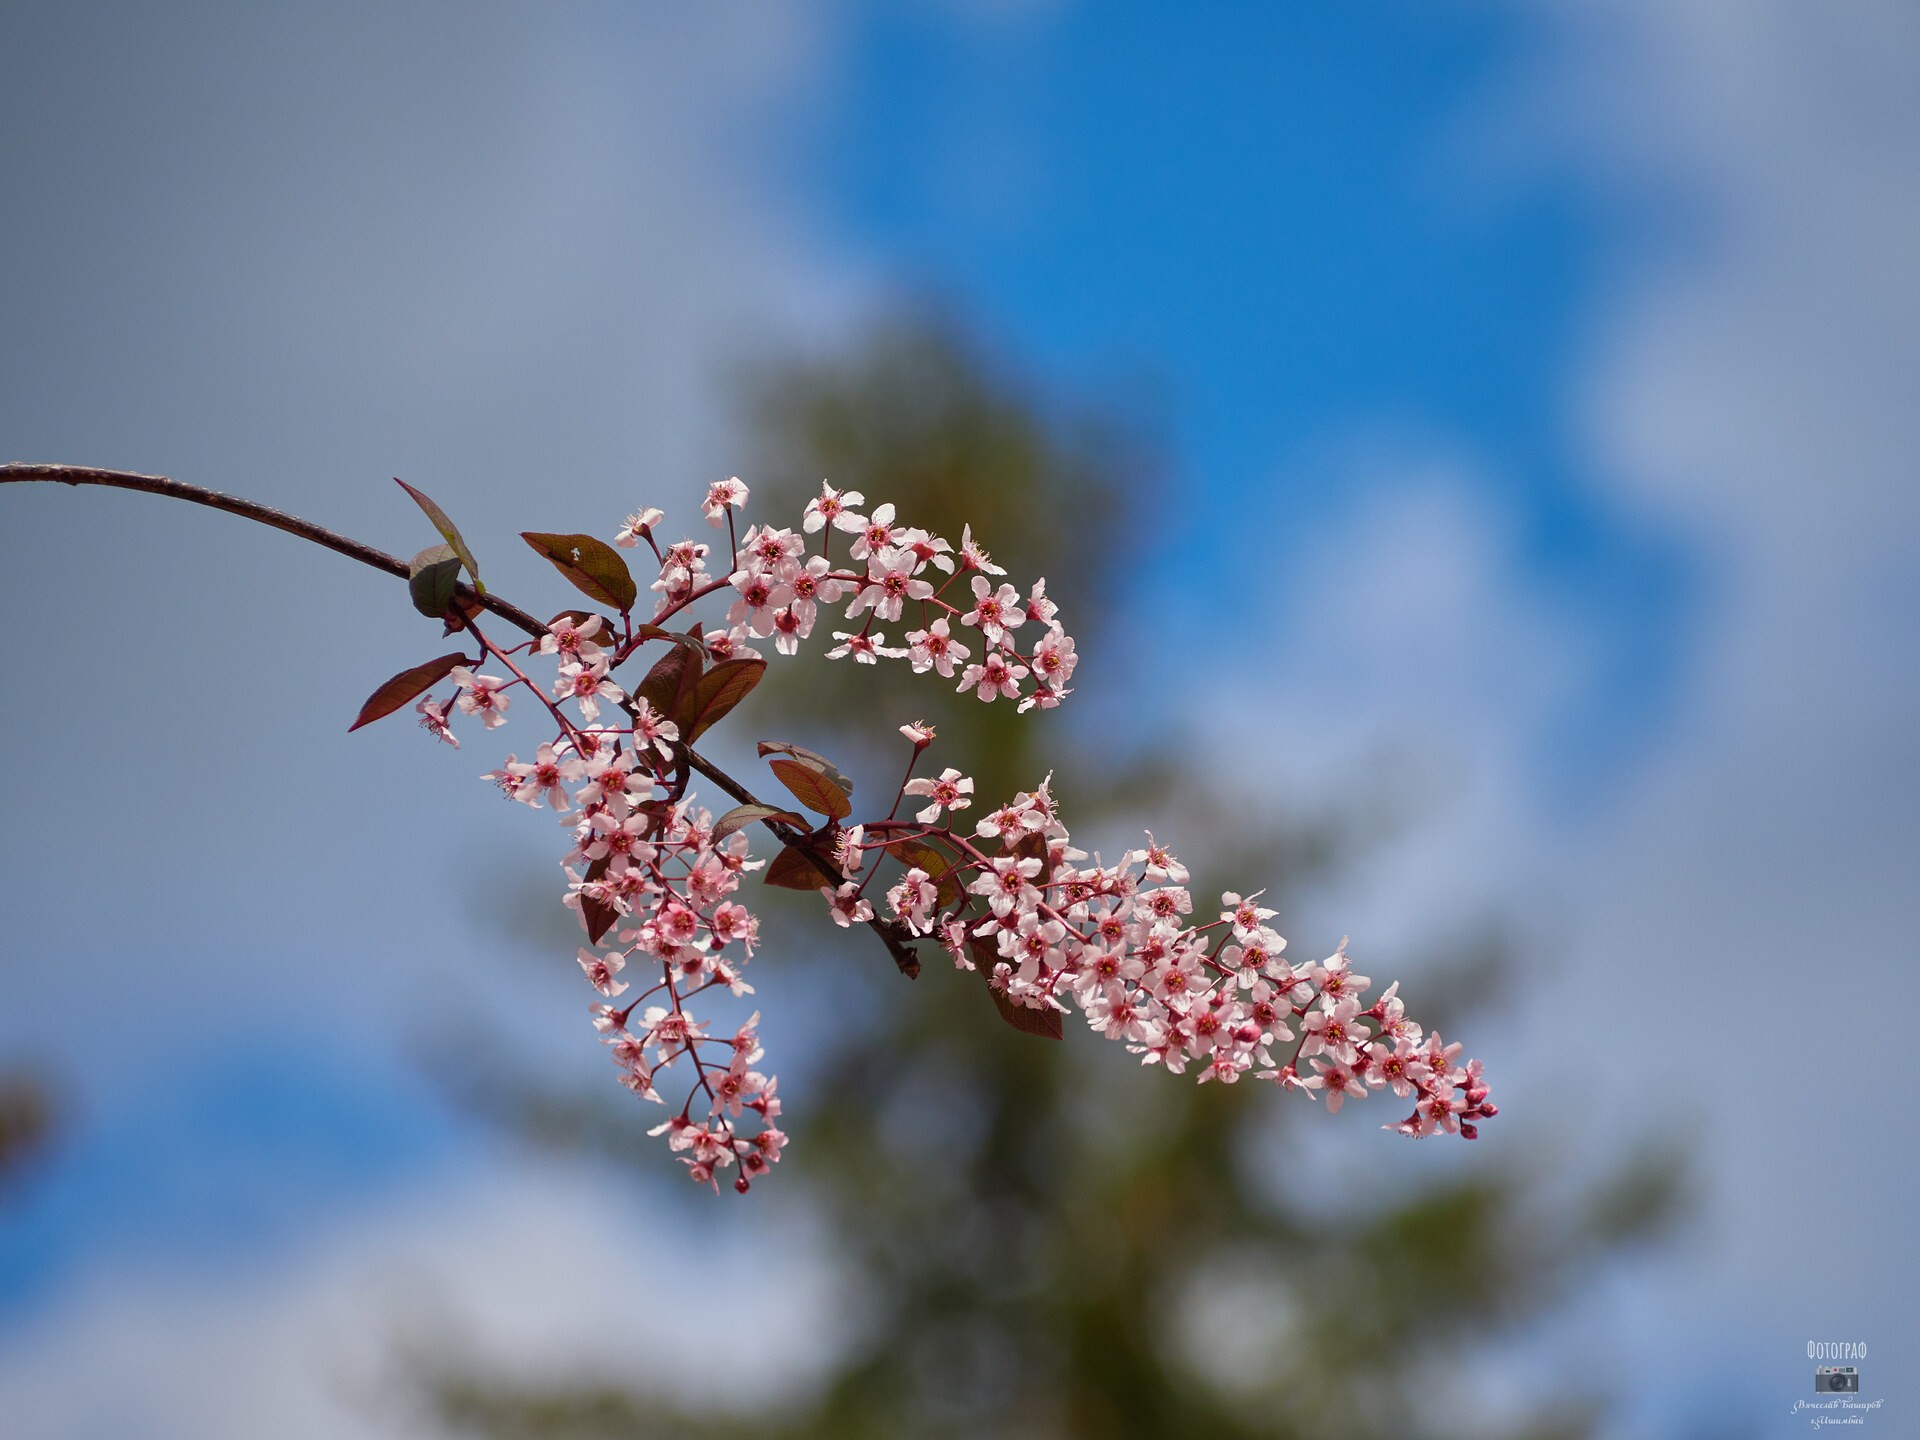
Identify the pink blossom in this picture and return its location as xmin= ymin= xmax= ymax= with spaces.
xmin=802 ymin=481 xmax=866 ymax=534
xmin=538 ymin=614 xmax=608 ymax=663
xmin=449 ymin=667 xmax=511 ymax=729
xmin=726 ymin=569 xmax=794 ymax=638
xmin=702 ymin=476 xmax=749 ymax=527
xmin=903 ymin=767 xmax=974 ymax=824
xmin=554 ymin=661 xmax=625 ymax=723
xmin=832 ymin=824 xmax=866 ymax=878
xmin=576 ymin=946 xmax=628 ymax=997
xmin=786 ymin=554 xmax=850 ymax=621
xmin=649 ymin=539 xmax=709 ymax=602
xmin=629 ymin=698 xmax=680 ymax=759
xmin=961 ymin=575 xmax=1025 ymax=643
xmin=416 ymin=696 xmax=459 ymax=747
xmin=822 ymin=881 xmax=874 ymax=928
xmin=848 ymin=545 xmax=933 ymax=622
xmin=847 ymin=502 xmax=900 ymax=562
xmin=826 ymin=630 xmax=894 ymax=664
xmin=613 ymin=507 xmax=664 ymax=548
xmin=957 ymin=523 xmax=1006 ymax=575
xmin=904 ymin=617 xmax=969 ymax=678
xmin=1024 ymin=578 xmax=1058 ymax=627
xmin=958 ymin=650 xmax=1028 ymax=702
xmin=886 ymin=867 xmax=937 ymax=934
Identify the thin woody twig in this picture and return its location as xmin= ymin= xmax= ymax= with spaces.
xmin=0 ymin=463 xmax=546 ymax=640
xmin=4 ymin=462 xmax=920 ymax=977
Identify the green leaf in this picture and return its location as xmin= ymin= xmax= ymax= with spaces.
xmin=408 ymin=544 xmax=463 ymax=619
xmin=395 ymin=478 xmax=482 ymax=590
xmin=521 ymin=532 xmax=638 ymax=612
xmin=348 ymin=652 xmax=472 ymax=732
xmin=768 ymin=758 xmax=852 ymax=821
xmin=684 ymin=657 xmax=766 ymax=742
xmin=635 ymin=641 xmax=703 ymax=729
xmin=755 ymin=740 xmax=854 ymax=798
xmin=711 ymin=803 xmax=805 ymax=842
xmin=764 ymin=843 xmax=838 ymax=891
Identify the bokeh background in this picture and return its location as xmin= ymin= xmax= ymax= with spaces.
xmin=2 ymin=4 xmax=1914 ymax=1437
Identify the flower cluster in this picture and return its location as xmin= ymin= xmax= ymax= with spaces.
xmin=395 ymin=477 xmax=1487 ymax=1195
xmin=622 ymin=478 xmax=1077 ymax=712
xmin=843 ymin=757 xmax=1495 ymax=1137
xmin=411 ymin=611 xmax=786 ymax=1192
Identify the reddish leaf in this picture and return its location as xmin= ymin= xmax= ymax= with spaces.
xmin=685 ymin=657 xmax=766 ymax=742
xmin=755 ymin=740 xmax=854 ymax=797
xmin=580 ymin=854 xmax=619 ymax=945
xmin=968 ymin=937 xmax=1064 ymax=1039
xmin=712 ymin=803 xmax=805 ymax=842
xmin=1009 ymin=830 xmax=1048 ymax=865
xmin=764 ymin=843 xmax=837 ymax=891
xmin=395 ymin=479 xmax=483 ymax=589
xmin=883 ymin=836 xmax=963 ymax=908
xmin=635 ymin=642 xmax=703 ymax=729
xmin=768 ymin=758 xmax=852 ymax=821
xmin=988 ymin=986 xmax=1065 ymax=1040
xmin=348 ymin=652 xmax=472 ymax=731
xmin=521 ymin=531 xmax=638 ymax=612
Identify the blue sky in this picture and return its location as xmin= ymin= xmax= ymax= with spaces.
xmin=2 ymin=3 xmax=1915 ymax=1436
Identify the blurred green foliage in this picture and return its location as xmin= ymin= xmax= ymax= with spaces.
xmin=427 ymin=313 xmax=1681 ymax=1440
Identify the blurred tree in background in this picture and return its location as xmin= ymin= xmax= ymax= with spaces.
xmin=425 ymin=314 xmax=1681 ymax=1440
xmin=0 ymin=1074 xmax=53 ymax=1198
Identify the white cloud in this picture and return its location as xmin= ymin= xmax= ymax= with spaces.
xmin=0 ymin=1164 xmax=843 ymax=1440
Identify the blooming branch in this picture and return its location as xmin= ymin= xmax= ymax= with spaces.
xmin=2 ymin=463 xmax=1494 ymax=1195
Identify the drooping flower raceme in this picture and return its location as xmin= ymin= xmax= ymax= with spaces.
xmin=400 ymin=478 xmax=1488 ymax=1193
xmin=4 ymin=464 xmax=1494 ymax=1197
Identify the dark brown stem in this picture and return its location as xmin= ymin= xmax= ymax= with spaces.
xmin=0 ymin=463 xmax=546 ymax=640
xmin=5 ymin=462 xmax=921 ymax=977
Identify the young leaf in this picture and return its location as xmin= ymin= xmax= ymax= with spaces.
xmin=348 ymin=652 xmax=472 ymax=732
xmin=580 ymin=853 xmax=620 ymax=945
xmin=711 ymin=803 xmax=805 ymax=842
xmin=395 ymin=478 xmax=482 ymax=589
xmin=684 ymin=657 xmax=766 ymax=742
xmin=764 ymin=843 xmax=838 ymax=891
xmin=988 ymin=985 xmax=1066 ymax=1041
xmin=521 ymin=532 xmax=638 ymax=612
xmin=635 ymin=642 xmax=703 ymax=729
xmin=755 ymin=740 xmax=855 ymax=797
xmin=967 ymin=939 xmax=1065 ymax=1039
xmin=884 ymin=836 xmax=963 ymax=908
xmin=408 ymin=544 xmax=463 ymax=619
xmin=768 ymin=758 xmax=852 ymax=821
